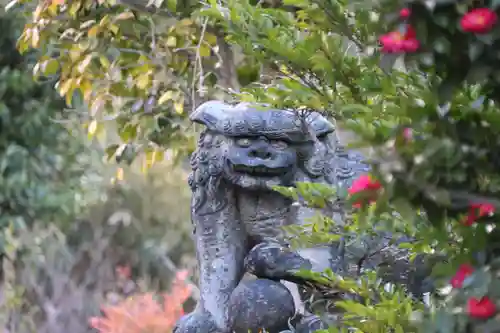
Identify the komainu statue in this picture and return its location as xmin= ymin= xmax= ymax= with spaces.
xmin=174 ymin=101 xmax=419 ymax=333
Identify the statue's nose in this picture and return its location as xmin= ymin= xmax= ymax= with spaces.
xmin=249 ymin=147 xmax=272 ymax=159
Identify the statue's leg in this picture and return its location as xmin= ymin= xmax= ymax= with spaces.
xmin=175 ymin=199 xmax=248 ymax=333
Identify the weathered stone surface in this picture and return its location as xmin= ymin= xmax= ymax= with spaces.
xmin=228 ymin=279 xmax=296 ymax=333
xmin=244 ymin=242 xmax=312 ymax=282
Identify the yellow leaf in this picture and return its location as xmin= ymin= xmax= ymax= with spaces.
xmin=203 ymin=32 xmax=218 ymax=45
xmin=179 ymin=18 xmax=193 ymax=26
xmin=48 ymin=3 xmax=59 ymax=14
xmin=31 ymin=28 xmax=40 ymax=48
xmin=65 ymin=85 xmax=76 ymax=106
xmin=109 ymin=24 xmax=119 ymax=35
xmin=99 ymin=55 xmax=110 ymax=69
xmin=69 ymin=47 xmax=82 ymax=61
xmin=99 ymin=15 xmax=111 ymax=27
xmin=16 ymin=37 xmax=29 ymax=54
xmin=80 ymin=20 xmax=97 ymax=29
xmin=166 ymin=36 xmax=177 ymax=47
xmin=136 ymin=74 xmax=150 ymax=90
xmin=158 ymin=91 xmax=174 ymax=105
xmin=88 ymin=25 xmax=100 ymax=38
xmin=88 ymin=120 xmax=98 ymax=136
xmin=116 ymin=167 xmax=124 ymax=181
xmin=41 ymin=59 xmax=59 ymax=76
xmin=59 ymin=79 xmax=73 ymax=96
xmin=174 ymin=97 xmax=184 ymax=114
xmin=114 ymin=11 xmax=134 ymax=21
xmin=198 ymin=44 xmax=211 ymax=57
xmin=79 ymin=79 xmax=93 ymax=102
xmin=144 ymin=149 xmax=165 ymax=170
xmin=34 ymin=4 xmax=43 ymax=20
xmin=90 ymin=97 xmax=105 ymax=116
xmin=77 ymin=54 xmax=93 ymax=73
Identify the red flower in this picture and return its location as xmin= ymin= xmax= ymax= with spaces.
xmin=348 ymin=174 xmax=382 ymax=208
xmin=467 ymin=297 xmax=497 ymax=319
xmin=400 ymin=8 xmax=411 ymax=19
xmin=461 ymin=8 xmax=498 ymax=34
xmin=402 ymin=39 xmax=419 ymax=53
xmin=379 ymin=25 xmax=420 ymax=54
xmin=450 ymin=264 xmax=474 ymax=288
xmin=402 ymin=127 xmax=413 ymax=141
xmin=465 ymin=202 xmax=495 ymax=226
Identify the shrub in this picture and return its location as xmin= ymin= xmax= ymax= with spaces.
xmin=89 ymin=270 xmax=192 ymax=333
xmin=205 ymin=0 xmax=500 ymax=331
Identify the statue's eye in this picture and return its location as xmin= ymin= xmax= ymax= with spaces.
xmin=270 ymin=140 xmax=288 ymax=149
xmin=236 ymin=138 xmax=252 ymax=147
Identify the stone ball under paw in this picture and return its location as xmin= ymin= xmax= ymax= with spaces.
xmin=228 ymin=278 xmax=296 ymax=333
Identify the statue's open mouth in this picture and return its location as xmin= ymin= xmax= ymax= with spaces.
xmin=230 ymin=163 xmax=288 ymax=177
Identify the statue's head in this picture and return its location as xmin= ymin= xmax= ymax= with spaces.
xmin=189 ymin=101 xmax=336 ymax=192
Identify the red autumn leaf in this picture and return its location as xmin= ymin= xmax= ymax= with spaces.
xmin=89 ymin=272 xmax=192 ymax=333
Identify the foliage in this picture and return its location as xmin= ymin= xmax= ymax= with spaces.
xmin=80 ymin=159 xmax=197 ymax=289
xmin=0 ymin=5 xmax=197 ymax=332
xmin=10 ymin=0 xmax=255 ymax=163
xmin=0 ymin=9 xmax=90 ymax=238
xmin=205 ymin=0 xmax=500 ymax=332
xmin=1 ymin=161 xmax=196 ymax=332
xmin=89 ymin=270 xmax=191 ymax=333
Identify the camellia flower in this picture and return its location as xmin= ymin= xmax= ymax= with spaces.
xmin=461 ymin=8 xmax=498 ymax=34
xmin=465 ymin=202 xmax=495 ymax=226
xmin=466 ymin=297 xmax=497 ymax=319
xmin=379 ymin=25 xmax=420 ymax=53
xmin=402 ymin=127 xmax=413 ymax=141
xmin=348 ymin=174 xmax=382 ymax=208
xmin=450 ymin=264 xmax=474 ymax=288
xmin=400 ymin=8 xmax=411 ymax=19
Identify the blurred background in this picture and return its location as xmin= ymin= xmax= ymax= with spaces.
xmin=0 ymin=5 xmax=199 ymax=332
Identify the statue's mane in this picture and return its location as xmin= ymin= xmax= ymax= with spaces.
xmin=188 ymin=130 xmax=227 ymax=216
xmin=190 ymin=101 xmax=335 ymax=142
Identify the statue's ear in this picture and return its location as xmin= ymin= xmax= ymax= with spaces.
xmin=190 ymin=101 xmax=231 ymax=130
xmin=304 ymin=112 xmax=336 ymax=137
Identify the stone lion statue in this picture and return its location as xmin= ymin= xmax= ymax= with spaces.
xmin=174 ymin=101 xmax=414 ymax=333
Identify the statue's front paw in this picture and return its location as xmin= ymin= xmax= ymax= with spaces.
xmin=174 ymin=310 xmax=221 ymax=333
xmin=244 ymin=243 xmax=312 ymax=281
